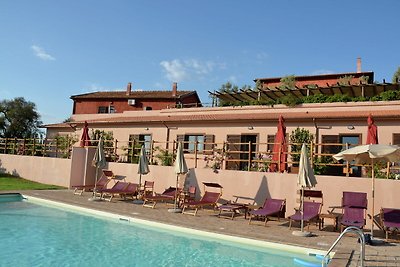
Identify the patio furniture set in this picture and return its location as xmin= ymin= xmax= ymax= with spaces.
xmin=72 ymin=170 xmax=400 ymax=241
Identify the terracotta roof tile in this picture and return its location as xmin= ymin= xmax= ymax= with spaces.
xmin=44 ymin=106 xmax=400 ymax=128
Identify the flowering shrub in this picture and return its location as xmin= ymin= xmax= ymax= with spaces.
xmin=251 ymin=152 xmax=272 ymax=172
xmin=204 ymin=148 xmax=225 ymax=173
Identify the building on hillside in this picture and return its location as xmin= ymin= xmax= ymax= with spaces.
xmin=44 ymin=67 xmax=400 ymax=177
xmin=71 ymin=82 xmax=201 ymax=114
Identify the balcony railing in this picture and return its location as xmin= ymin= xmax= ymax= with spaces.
xmin=0 ymin=137 xmax=399 ymax=179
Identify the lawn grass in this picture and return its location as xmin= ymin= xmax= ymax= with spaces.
xmin=0 ymin=173 xmax=66 ymax=191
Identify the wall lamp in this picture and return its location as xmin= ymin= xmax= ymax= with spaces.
xmin=248 ymin=126 xmax=254 ymax=130
xmin=347 ymin=125 xmax=355 ymax=130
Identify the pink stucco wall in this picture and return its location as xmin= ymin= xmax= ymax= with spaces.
xmin=0 ymin=154 xmax=72 ymax=187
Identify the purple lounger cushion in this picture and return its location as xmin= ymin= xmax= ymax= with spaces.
xmin=382 ymin=208 xmax=400 ymax=229
xmin=341 ymin=207 xmax=365 ymax=228
xmin=250 ymin=199 xmax=284 ymax=216
xmin=290 ymin=202 xmax=321 ymax=221
xmin=342 ymin=191 xmax=368 ymax=209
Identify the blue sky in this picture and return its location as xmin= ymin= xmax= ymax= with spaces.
xmin=1 ymin=1 xmax=399 ymax=125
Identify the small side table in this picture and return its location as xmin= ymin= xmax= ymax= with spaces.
xmin=319 ymin=213 xmax=341 ymax=231
xmin=218 ymin=203 xmax=248 ymax=220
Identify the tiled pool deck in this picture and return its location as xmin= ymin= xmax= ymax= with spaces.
xmin=12 ymin=190 xmax=400 ymax=266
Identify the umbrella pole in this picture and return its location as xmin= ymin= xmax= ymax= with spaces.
xmin=301 ymin=187 xmax=304 ymax=232
xmin=371 ymin=158 xmax=375 ymax=238
xmin=89 ymin=166 xmax=100 ymax=201
xmin=168 ymin=174 xmax=182 ymax=213
xmin=93 ymin=166 xmax=98 ymax=197
xmin=174 ymin=174 xmax=179 ymax=209
xmin=139 ymin=173 xmax=142 ymax=197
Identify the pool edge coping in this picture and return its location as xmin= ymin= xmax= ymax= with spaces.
xmin=22 ymin=194 xmax=334 ymax=259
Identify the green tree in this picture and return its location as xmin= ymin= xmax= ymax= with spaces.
xmin=338 ymin=75 xmax=354 ymax=86
xmin=289 ymin=128 xmax=314 ymax=165
xmin=0 ymin=97 xmax=42 ymax=138
xmin=279 ymin=75 xmax=296 ymax=89
xmin=393 ymin=66 xmax=400 ymax=83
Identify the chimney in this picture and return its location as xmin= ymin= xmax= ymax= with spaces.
xmin=172 ymin=82 xmax=177 ymax=97
xmin=126 ymin=82 xmax=132 ymax=95
xmin=357 ymin=57 xmax=362 ymax=73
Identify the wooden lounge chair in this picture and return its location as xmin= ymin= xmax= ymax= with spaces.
xmin=141 ymin=181 xmax=155 ymax=198
xmin=142 ymin=187 xmax=178 ymax=208
xmin=99 ymin=181 xmax=129 ymax=202
xmin=289 ymin=201 xmax=322 ymax=230
xmin=248 ymin=198 xmax=286 ymax=226
xmin=120 ymin=183 xmax=140 ymax=200
xmin=380 ymin=208 xmax=400 ymax=241
xmin=72 ymin=174 xmax=110 ymax=195
xmin=181 ymin=182 xmax=223 ymax=216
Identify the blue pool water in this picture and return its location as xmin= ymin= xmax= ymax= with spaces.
xmin=0 ymin=195 xmax=325 ymax=266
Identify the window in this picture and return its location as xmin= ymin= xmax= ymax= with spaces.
xmin=340 ymin=134 xmax=361 ymax=177
xmin=128 ymin=134 xmax=152 ymax=163
xmin=98 ymin=106 xmax=115 ymax=114
xmin=176 ymin=134 xmax=215 ymax=154
xmin=393 ymin=134 xmax=400 ymax=145
xmin=267 ymin=134 xmax=275 ymax=152
xmin=226 ymin=134 xmax=258 ymax=170
xmin=186 ymin=135 xmax=204 ymax=153
xmin=98 ymin=106 xmax=108 ymax=113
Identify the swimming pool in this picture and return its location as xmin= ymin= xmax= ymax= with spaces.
xmin=0 ymin=194 xmax=329 ymax=266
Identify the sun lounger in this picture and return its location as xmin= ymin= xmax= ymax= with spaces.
xmin=289 ymin=201 xmax=322 ymax=230
xmin=248 ymin=198 xmax=286 ymax=226
xmin=340 ymin=206 xmax=366 ymax=231
xmin=142 ymin=187 xmax=178 ymax=208
xmin=380 ymin=208 xmax=400 ymax=240
xmin=99 ymin=181 xmax=129 ymax=202
xmin=119 ymin=183 xmax=140 ymax=200
xmin=72 ymin=174 xmax=110 ymax=195
xmin=181 ymin=191 xmax=221 ymax=216
xmin=141 ymin=181 xmax=154 ymax=198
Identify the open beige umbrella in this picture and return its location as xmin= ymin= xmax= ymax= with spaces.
xmin=333 ymin=144 xmax=400 ymax=238
xmin=89 ymin=137 xmax=107 ymax=201
xmin=293 ymin=143 xmax=317 ymax=237
xmin=168 ymin=142 xmax=188 ymax=213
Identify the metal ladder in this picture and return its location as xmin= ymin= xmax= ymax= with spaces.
xmin=322 ymin=226 xmax=365 ymax=267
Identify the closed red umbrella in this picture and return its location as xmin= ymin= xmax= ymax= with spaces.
xmin=366 ymin=114 xmax=378 ymax=144
xmin=80 ymin=121 xmax=92 ymax=147
xmin=270 ymin=115 xmax=287 ymax=172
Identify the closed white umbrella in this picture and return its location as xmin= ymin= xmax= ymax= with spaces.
xmin=293 ymin=143 xmax=317 ymax=237
xmin=333 ymin=144 xmax=400 ymax=238
xmin=89 ymin=137 xmax=107 ymax=201
xmin=137 ymin=145 xmax=150 ymax=187
xmin=134 ymin=145 xmax=150 ymax=204
xmin=169 ymin=142 xmax=188 ymax=213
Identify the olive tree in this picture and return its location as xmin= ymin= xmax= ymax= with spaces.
xmin=0 ymin=97 xmax=42 ymax=138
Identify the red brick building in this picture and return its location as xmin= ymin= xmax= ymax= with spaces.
xmin=71 ymin=82 xmax=201 ymax=114
xmin=255 ymin=58 xmax=374 ymax=89
xmin=256 ymin=71 xmax=374 ymax=89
